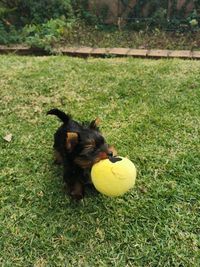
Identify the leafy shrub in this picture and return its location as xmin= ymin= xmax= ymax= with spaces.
xmin=0 ymin=0 xmax=74 ymax=27
xmin=0 ymin=0 xmax=88 ymax=46
xmin=127 ymin=0 xmax=200 ymax=31
xmin=0 ymin=22 xmax=22 ymax=44
xmin=0 ymin=0 xmax=199 ymax=46
xmin=22 ymin=18 xmax=74 ymax=52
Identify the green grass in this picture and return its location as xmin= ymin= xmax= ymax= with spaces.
xmin=0 ymin=55 xmax=200 ymax=267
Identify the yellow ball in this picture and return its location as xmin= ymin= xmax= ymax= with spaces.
xmin=91 ymin=157 xmax=137 ymax=197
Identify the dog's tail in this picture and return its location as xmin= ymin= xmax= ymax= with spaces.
xmin=47 ymin=108 xmax=70 ymax=123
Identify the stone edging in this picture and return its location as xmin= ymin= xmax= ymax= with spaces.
xmin=0 ymin=45 xmax=200 ymax=59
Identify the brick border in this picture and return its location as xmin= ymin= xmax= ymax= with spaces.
xmin=0 ymin=45 xmax=200 ymax=59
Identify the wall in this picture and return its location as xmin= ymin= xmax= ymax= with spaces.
xmin=88 ymin=0 xmax=196 ymax=25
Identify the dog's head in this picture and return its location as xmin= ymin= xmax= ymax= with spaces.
xmin=66 ymin=118 xmax=116 ymax=168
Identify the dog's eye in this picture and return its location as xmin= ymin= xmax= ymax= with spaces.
xmin=83 ymin=140 xmax=95 ymax=152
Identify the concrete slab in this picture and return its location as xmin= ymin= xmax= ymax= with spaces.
xmin=0 ymin=45 xmax=198 ymax=60
xmin=74 ymin=47 xmax=94 ymax=54
xmin=191 ymin=51 xmax=200 ymax=59
xmin=127 ymin=49 xmax=148 ymax=57
xmin=168 ymin=50 xmax=192 ymax=58
xmin=108 ymin=48 xmax=130 ymax=55
xmin=60 ymin=47 xmax=78 ymax=53
xmin=147 ymin=49 xmax=169 ymax=58
xmin=91 ymin=48 xmax=110 ymax=55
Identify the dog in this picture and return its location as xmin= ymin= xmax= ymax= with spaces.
xmin=47 ymin=108 xmax=117 ymax=200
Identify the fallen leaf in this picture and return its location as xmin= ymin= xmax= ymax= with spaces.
xmin=34 ymin=106 xmax=42 ymax=113
xmin=3 ymin=133 xmax=12 ymax=142
xmin=139 ymin=186 xmax=148 ymax=194
xmin=37 ymin=191 xmax=44 ymax=197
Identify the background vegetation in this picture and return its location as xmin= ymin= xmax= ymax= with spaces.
xmin=0 ymin=0 xmax=200 ymax=51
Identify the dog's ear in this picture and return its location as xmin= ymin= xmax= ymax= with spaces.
xmin=90 ymin=118 xmax=100 ymax=130
xmin=66 ymin=132 xmax=79 ymax=151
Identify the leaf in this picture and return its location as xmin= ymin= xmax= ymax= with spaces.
xmin=95 ymin=228 xmax=105 ymax=240
xmin=3 ymin=133 xmax=12 ymax=142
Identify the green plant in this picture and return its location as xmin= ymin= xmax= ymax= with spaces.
xmin=187 ymin=9 xmax=199 ymax=30
xmin=0 ymin=0 xmax=74 ymax=26
xmin=126 ymin=0 xmax=200 ymax=31
xmin=0 ymin=21 xmax=8 ymax=43
xmin=23 ymin=18 xmax=74 ymax=52
xmin=0 ymin=21 xmax=21 ymax=44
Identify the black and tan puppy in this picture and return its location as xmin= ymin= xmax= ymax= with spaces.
xmin=47 ymin=108 xmax=116 ymax=200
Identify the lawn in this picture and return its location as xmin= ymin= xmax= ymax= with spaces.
xmin=0 ymin=55 xmax=200 ymax=267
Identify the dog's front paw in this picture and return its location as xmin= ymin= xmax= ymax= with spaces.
xmin=69 ymin=182 xmax=84 ymax=201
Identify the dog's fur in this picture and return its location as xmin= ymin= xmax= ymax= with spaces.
xmin=47 ymin=108 xmax=116 ymax=200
